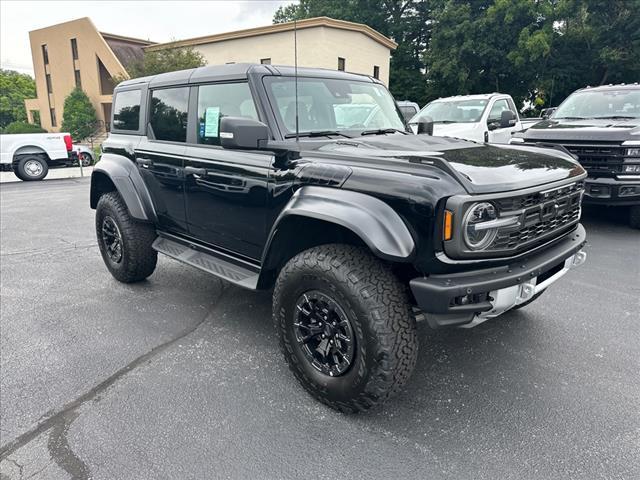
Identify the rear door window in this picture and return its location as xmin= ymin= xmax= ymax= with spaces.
xmin=112 ymin=89 xmax=141 ymax=131
xmin=149 ymin=87 xmax=189 ymax=142
xmin=196 ymin=83 xmax=258 ymax=146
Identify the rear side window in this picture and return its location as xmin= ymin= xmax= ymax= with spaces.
xmin=150 ymin=87 xmax=189 ymax=142
xmin=112 ymin=90 xmax=141 ymax=131
xmin=196 ymin=83 xmax=258 ymax=146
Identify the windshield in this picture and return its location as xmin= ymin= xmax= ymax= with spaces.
xmin=264 ymin=76 xmax=405 ymax=135
xmin=553 ymin=89 xmax=640 ymax=119
xmin=410 ymin=98 xmax=488 ymax=124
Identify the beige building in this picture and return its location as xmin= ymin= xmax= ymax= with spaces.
xmin=147 ymin=17 xmax=397 ymax=86
xmin=25 ymin=16 xmax=396 ymax=134
xmin=24 ymin=17 xmax=153 ymax=132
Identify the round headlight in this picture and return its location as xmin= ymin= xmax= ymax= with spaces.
xmin=463 ymin=202 xmax=498 ymax=250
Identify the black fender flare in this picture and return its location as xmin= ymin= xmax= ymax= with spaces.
xmin=263 ymin=186 xmax=415 ymax=263
xmin=90 ymin=153 xmax=157 ymax=222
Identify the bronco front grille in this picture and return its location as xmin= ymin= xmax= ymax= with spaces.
xmin=443 ymin=179 xmax=585 ymax=259
xmin=525 ymin=140 xmax=625 ymax=176
xmin=488 ymin=181 xmax=583 ymax=252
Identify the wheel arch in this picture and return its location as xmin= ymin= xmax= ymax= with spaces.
xmin=258 ymin=186 xmax=416 ymax=288
xmin=90 ymin=153 xmax=156 ymax=222
xmin=12 ymin=145 xmax=50 ymax=163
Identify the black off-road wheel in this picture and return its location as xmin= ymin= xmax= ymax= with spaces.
xmin=14 ymin=155 xmax=49 ymax=181
xmin=95 ymin=191 xmax=157 ymax=283
xmin=629 ymin=205 xmax=640 ymax=229
xmin=273 ymin=244 xmax=418 ymax=413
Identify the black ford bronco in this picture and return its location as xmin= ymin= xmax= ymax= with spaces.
xmin=512 ymin=83 xmax=640 ymax=228
xmin=91 ymin=64 xmax=587 ymax=412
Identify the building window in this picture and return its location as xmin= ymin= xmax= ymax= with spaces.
xmin=46 ymin=74 xmax=53 ymax=94
xmin=74 ymin=70 xmax=82 ymax=88
xmin=112 ymin=89 xmax=141 ymax=131
xmin=42 ymin=44 xmax=49 ymax=65
xmin=373 ymin=65 xmax=380 ymax=79
xmin=338 ymin=57 xmax=345 ymax=71
xmin=149 ymin=87 xmax=189 ymax=142
xmin=71 ymin=38 xmax=79 ymax=60
xmin=97 ymin=56 xmax=115 ymax=95
xmin=50 ymin=108 xmax=57 ymax=127
xmin=31 ymin=110 xmax=41 ymax=126
xmin=260 ymin=58 xmax=271 ymax=65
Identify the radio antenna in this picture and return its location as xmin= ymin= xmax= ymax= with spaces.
xmin=294 ymin=18 xmax=299 ymax=142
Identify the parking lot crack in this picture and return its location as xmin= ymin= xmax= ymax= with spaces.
xmin=46 ymin=411 xmax=91 ymax=480
xmin=0 ymin=286 xmax=224 ymax=462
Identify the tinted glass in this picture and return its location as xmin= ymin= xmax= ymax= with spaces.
xmin=150 ymin=87 xmax=189 ymax=142
xmin=411 ymin=99 xmax=488 ymax=124
xmin=553 ymin=89 xmax=640 ymax=119
xmin=265 ymin=76 xmax=405 ymax=134
xmin=196 ymin=83 xmax=258 ymax=146
xmin=112 ymin=89 xmax=141 ymax=131
xmin=487 ymin=99 xmax=511 ymax=122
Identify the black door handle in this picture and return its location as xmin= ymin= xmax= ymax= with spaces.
xmin=136 ymin=158 xmax=153 ymax=166
xmin=185 ymin=166 xmax=207 ymax=176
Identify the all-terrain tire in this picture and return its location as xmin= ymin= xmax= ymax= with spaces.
xmin=629 ymin=205 xmax=640 ymax=229
xmin=14 ymin=155 xmax=48 ymax=181
xmin=273 ymin=244 xmax=418 ymax=413
xmin=511 ymin=290 xmax=545 ymax=310
xmin=95 ymin=191 xmax=157 ymax=283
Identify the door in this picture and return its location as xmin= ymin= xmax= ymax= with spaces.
xmin=486 ymin=98 xmax=519 ymax=143
xmin=135 ymin=86 xmax=190 ymax=234
xmin=184 ymin=82 xmax=272 ymax=260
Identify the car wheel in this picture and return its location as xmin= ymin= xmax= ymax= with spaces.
xmin=95 ymin=191 xmax=158 ymax=283
xmin=629 ymin=205 xmax=640 ymax=229
xmin=273 ymin=244 xmax=418 ymax=413
xmin=14 ymin=155 xmax=49 ymax=181
xmin=79 ymin=152 xmax=93 ymax=167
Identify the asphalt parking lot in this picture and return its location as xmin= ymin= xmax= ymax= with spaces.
xmin=1 ymin=178 xmax=639 ymax=480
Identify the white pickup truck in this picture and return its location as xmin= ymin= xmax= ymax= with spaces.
xmin=408 ymin=93 xmax=540 ymax=143
xmin=0 ymin=132 xmax=75 ymax=180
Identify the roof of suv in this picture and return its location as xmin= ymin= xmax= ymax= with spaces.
xmin=116 ymin=63 xmax=379 ymax=90
xmin=577 ymin=83 xmax=640 ymax=92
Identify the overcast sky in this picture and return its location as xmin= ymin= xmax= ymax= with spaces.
xmin=0 ymin=0 xmax=297 ymax=76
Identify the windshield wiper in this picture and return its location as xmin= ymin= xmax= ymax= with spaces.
xmin=360 ymin=128 xmax=408 ymax=136
xmin=590 ymin=115 xmax=637 ymax=120
xmin=284 ymin=130 xmax=352 ymax=139
xmin=555 ymin=116 xmax=587 ymax=120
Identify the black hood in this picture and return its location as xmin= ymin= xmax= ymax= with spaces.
xmin=298 ymin=134 xmax=585 ymax=194
xmin=522 ymin=118 xmax=640 ymax=142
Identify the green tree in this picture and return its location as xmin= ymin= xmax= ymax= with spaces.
xmin=122 ymin=45 xmax=207 ymax=80
xmin=425 ymin=0 xmax=640 ymax=110
xmin=61 ymin=88 xmax=99 ymax=141
xmin=273 ymin=0 xmax=438 ymax=105
xmin=0 ymin=69 xmax=36 ymax=128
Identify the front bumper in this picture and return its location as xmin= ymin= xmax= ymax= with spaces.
xmin=410 ymin=224 xmax=587 ymax=328
xmin=583 ymin=177 xmax=640 ymax=206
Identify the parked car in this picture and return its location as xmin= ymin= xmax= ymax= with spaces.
xmin=511 ymin=83 xmax=640 ymax=228
xmin=396 ymin=100 xmax=420 ymax=122
xmin=72 ymin=144 xmax=96 ymax=166
xmin=0 ymin=132 xmax=75 ymax=180
xmin=409 ymin=93 xmax=525 ymax=143
xmin=91 ymin=64 xmax=587 ymax=412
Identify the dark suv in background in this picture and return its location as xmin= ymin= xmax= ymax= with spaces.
xmin=512 ymin=83 xmax=640 ymax=228
xmin=90 ymin=64 xmax=587 ymax=412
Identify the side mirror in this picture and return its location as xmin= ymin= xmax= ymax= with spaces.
xmin=499 ymin=110 xmax=517 ymax=128
xmin=541 ymin=107 xmax=556 ymax=119
xmin=220 ymin=117 xmax=270 ymax=150
xmin=417 ymin=116 xmax=434 ymax=135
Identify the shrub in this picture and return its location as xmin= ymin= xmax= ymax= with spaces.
xmin=61 ymin=88 xmax=99 ymax=141
xmin=2 ymin=121 xmax=47 ymax=134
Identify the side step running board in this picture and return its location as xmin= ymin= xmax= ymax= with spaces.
xmin=152 ymin=236 xmax=260 ymax=290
